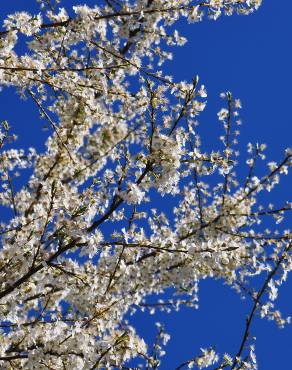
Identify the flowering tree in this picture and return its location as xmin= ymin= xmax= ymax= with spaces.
xmin=0 ymin=0 xmax=291 ymax=368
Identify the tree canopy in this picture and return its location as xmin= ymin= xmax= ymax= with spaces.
xmin=0 ymin=0 xmax=291 ymax=369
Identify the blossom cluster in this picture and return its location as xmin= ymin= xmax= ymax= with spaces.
xmin=0 ymin=1 xmax=291 ymax=369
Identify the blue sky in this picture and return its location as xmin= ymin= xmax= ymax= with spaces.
xmin=0 ymin=1 xmax=291 ymax=369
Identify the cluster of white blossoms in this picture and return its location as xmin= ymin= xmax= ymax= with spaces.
xmin=0 ymin=0 xmax=290 ymax=369
xmin=121 ymin=182 xmax=146 ymax=205
xmin=183 ymin=348 xmax=219 ymax=369
xmin=150 ymin=133 xmax=184 ymax=194
xmin=3 ymin=12 xmax=42 ymax=36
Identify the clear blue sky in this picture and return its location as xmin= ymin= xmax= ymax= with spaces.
xmin=0 ymin=1 xmax=291 ymax=369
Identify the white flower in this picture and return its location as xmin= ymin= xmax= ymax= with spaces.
xmin=210 ymin=0 xmax=224 ymax=8
xmin=217 ymin=108 xmax=229 ymax=121
xmin=196 ymin=348 xmax=219 ymax=369
xmin=268 ymin=161 xmax=277 ymax=171
xmin=188 ymin=6 xmax=201 ymax=23
xmin=73 ymin=5 xmax=91 ymax=19
xmin=198 ymin=85 xmax=207 ymax=98
xmin=235 ymin=99 xmax=242 ymax=109
xmin=122 ymin=183 xmax=145 ymax=205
